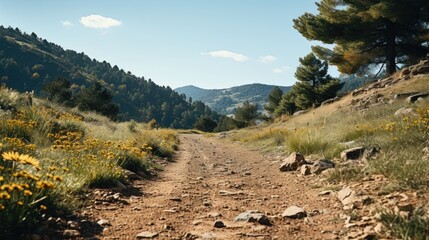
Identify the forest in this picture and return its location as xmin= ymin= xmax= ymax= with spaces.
xmin=0 ymin=26 xmax=220 ymax=128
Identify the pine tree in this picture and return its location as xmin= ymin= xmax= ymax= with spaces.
xmin=292 ymin=53 xmax=342 ymax=109
xmin=235 ymin=101 xmax=258 ymax=127
xmin=77 ymin=82 xmax=119 ymax=120
xmin=293 ymin=0 xmax=429 ymax=76
xmin=265 ymin=87 xmax=283 ymax=115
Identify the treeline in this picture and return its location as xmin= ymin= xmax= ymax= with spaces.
xmin=0 ymin=26 xmax=220 ymax=128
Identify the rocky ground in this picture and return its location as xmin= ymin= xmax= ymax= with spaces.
xmin=41 ymin=133 xmax=426 ymax=240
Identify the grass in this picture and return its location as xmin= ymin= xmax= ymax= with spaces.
xmin=227 ymin=76 xmax=429 ymax=189
xmin=0 ymin=89 xmax=179 ymax=237
xmin=380 ymin=207 xmax=429 ymax=240
xmin=224 ymin=76 xmax=429 ymax=239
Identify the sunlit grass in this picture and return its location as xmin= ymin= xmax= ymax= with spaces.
xmin=0 ymin=90 xmax=179 ymax=236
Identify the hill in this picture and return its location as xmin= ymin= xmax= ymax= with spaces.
xmin=0 ymin=26 xmax=219 ymax=128
xmin=175 ymin=84 xmax=291 ymax=114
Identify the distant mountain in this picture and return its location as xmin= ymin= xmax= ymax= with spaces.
xmin=175 ymin=84 xmax=291 ymax=115
xmin=0 ymin=26 xmax=220 ymax=128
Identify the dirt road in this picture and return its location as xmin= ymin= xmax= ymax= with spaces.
xmin=89 ymin=134 xmax=343 ymax=239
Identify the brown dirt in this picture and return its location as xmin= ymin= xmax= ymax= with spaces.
xmin=85 ymin=134 xmax=345 ymax=240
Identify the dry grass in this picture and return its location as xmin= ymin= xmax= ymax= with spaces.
xmin=0 ymin=90 xmax=178 ymax=236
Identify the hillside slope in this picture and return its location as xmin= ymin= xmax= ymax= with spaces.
xmin=175 ymin=84 xmax=291 ymax=114
xmin=224 ymin=58 xmax=429 ymax=239
xmin=0 ymin=26 xmax=219 ymax=128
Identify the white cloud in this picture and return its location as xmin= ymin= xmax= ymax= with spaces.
xmin=80 ymin=14 xmax=121 ymax=29
xmin=273 ymin=65 xmax=291 ymax=73
xmin=204 ymin=50 xmax=249 ymax=62
xmin=259 ymin=55 xmax=277 ymax=63
xmin=62 ymin=21 xmax=73 ymax=27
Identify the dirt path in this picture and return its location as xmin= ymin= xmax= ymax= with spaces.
xmin=88 ymin=134 xmax=343 ymax=239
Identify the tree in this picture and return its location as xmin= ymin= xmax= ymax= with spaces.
xmin=235 ymin=101 xmax=258 ymax=126
xmin=274 ymin=91 xmax=297 ymax=116
xmin=77 ymin=82 xmax=119 ymax=120
xmin=293 ymin=0 xmax=429 ymax=76
xmin=292 ymin=53 xmax=342 ymax=109
xmin=265 ymin=87 xmax=283 ymax=115
xmin=214 ymin=116 xmax=245 ymax=132
xmin=42 ymin=77 xmax=75 ymax=107
xmin=193 ymin=117 xmax=217 ymax=132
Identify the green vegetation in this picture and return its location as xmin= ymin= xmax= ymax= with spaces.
xmin=380 ymin=207 xmax=429 ymax=240
xmin=274 ymin=53 xmax=342 ymax=116
xmin=230 ymin=76 xmax=429 ymax=189
xmin=0 ymin=88 xmax=178 ymax=237
xmin=294 ymin=0 xmax=429 ymax=76
xmin=0 ymin=26 xmax=220 ymax=128
xmin=175 ymin=84 xmax=291 ymax=115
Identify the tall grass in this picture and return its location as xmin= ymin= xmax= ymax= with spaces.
xmin=0 ymin=91 xmax=178 ymax=237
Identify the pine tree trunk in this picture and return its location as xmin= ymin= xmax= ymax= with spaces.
xmin=385 ymin=21 xmax=396 ymax=76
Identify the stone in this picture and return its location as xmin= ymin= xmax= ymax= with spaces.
xmin=282 ymin=206 xmax=307 ymax=219
xmin=97 ymin=219 xmax=111 ymax=227
xmin=192 ymin=220 xmax=203 ymax=225
xmin=235 ymin=210 xmax=271 ymax=226
xmin=337 ymin=186 xmax=357 ymax=208
xmin=393 ymin=92 xmax=419 ymax=99
xmin=279 ymin=152 xmax=306 ymax=172
xmin=213 ymin=220 xmax=226 ymax=228
xmin=406 ymin=92 xmax=429 ymax=103
xmin=136 ymin=231 xmax=159 ymax=238
xmin=318 ymin=190 xmax=334 ymax=196
xmin=394 ymin=107 xmax=415 ymax=116
xmin=341 ymin=147 xmax=365 ymax=160
xmin=300 ymin=165 xmax=311 ymax=175
xmin=311 ymin=159 xmax=335 ymax=174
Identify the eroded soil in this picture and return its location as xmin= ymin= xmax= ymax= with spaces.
xmin=83 ymin=134 xmax=347 ymax=240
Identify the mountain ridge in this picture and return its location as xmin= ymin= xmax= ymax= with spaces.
xmin=175 ymin=83 xmax=292 ymax=114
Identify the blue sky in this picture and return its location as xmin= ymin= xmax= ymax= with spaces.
xmin=0 ymin=0 xmax=337 ymax=89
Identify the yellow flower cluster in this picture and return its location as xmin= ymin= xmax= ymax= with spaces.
xmin=2 ymin=151 xmax=40 ymax=169
xmin=2 ymin=137 xmax=36 ymax=153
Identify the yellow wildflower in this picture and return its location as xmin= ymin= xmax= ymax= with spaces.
xmin=0 ymin=191 xmax=11 ymax=199
xmin=24 ymin=190 xmax=32 ymax=196
xmin=40 ymin=205 xmax=47 ymax=210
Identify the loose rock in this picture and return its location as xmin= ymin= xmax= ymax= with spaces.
xmin=213 ymin=220 xmax=226 ymax=228
xmin=279 ymin=152 xmax=306 ymax=171
xmin=235 ymin=210 xmax=271 ymax=226
xmin=341 ymin=147 xmax=365 ymax=160
xmin=282 ymin=206 xmax=307 ymax=219
xmin=136 ymin=231 xmax=159 ymax=238
xmin=311 ymin=159 xmax=335 ymax=174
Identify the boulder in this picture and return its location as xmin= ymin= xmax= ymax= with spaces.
xmin=279 ymin=152 xmax=306 ymax=172
xmin=406 ymin=92 xmax=429 ymax=103
xmin=341 ymin=147 xmax=365 ymax=161
xmin=394 ymin=107 xmax=416 ymax=116
xmin=311 ymin=159 xmax=335 ymax=174
xmin=282 ymin=206 xmax=307 ymax=219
